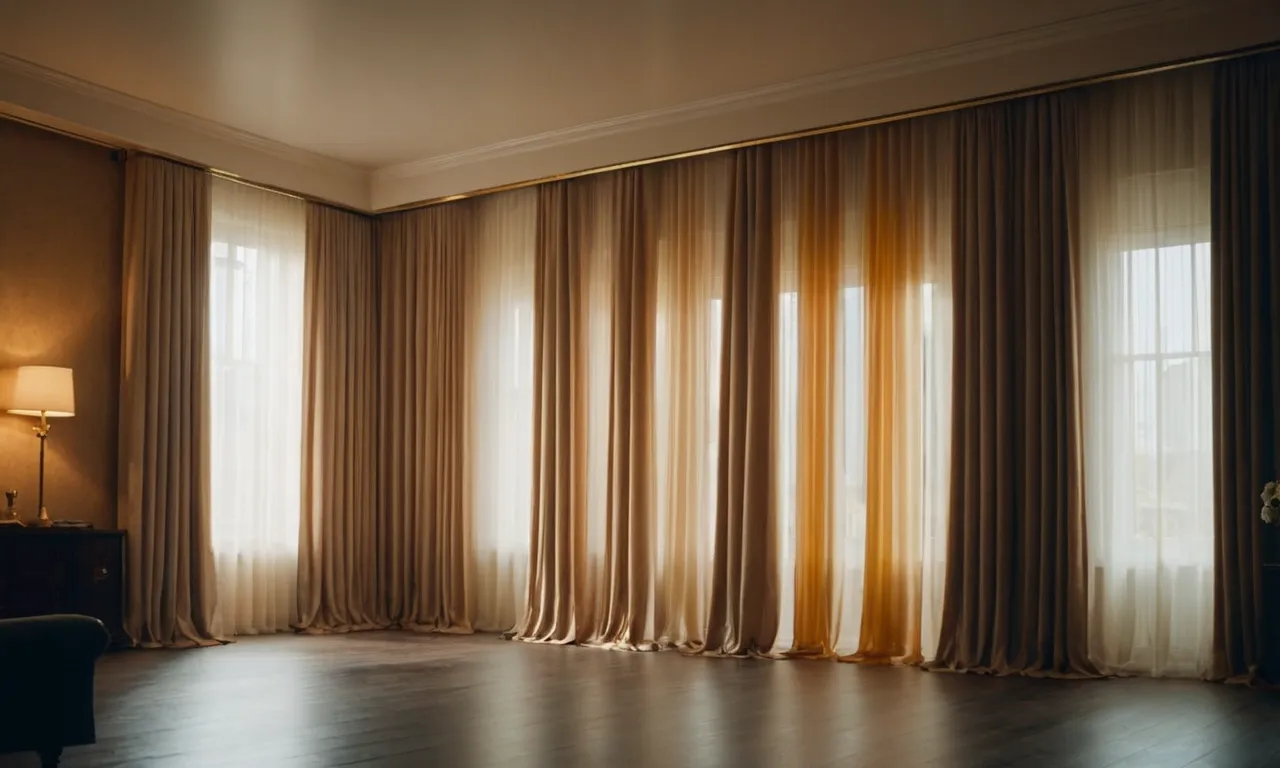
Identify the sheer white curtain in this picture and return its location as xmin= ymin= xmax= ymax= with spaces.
xmin=209 ymin=177 xmax=306 ymax=636
xmin=1080 ymin=68 xmax=1214 ymax=676
xmin=467 ymin=188 xmax=537 ymax=631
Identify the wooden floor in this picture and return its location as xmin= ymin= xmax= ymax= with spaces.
xmin=10 ymin=632 xmax=1280 ymax=767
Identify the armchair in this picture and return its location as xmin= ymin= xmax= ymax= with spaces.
xmin=0 ymin=615 xmax=110 ymax=767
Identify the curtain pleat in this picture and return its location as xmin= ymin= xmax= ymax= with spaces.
xmin=703 ymin=147 xmax=780 ymax=656
xmin=852 ymin=123 xmax=934 ymax=664
xmin=467 ymin=190 xmax=538 ymax=632
xmin=514 ymin=171 xmax=656 ymax=646
xmin=596 ymin=169 xmax=657 ymax=648
xmin=297 ymin=204 xmax=382 ymax=632
xmin=119 ymin=154 xmax=220 ymax=648
xmin=513 ymin=180 xmax=591 ymax=643
xmin=379 ymin=204 xmax=474 ymax=632
xmin=773 ymin=121 xmax=953 ymax=661
xmin=513 ymin=161 xmax=731 ymax=649
xmin=1210 ymin=51 xmax=1280 ymax=683
xmin=647 ymin=157 xmax=730 ymax=648
xmin=935 ymin=95 xmax=1098 ymax=676
xmin=787 ymin=136 xmax=842 ymax=658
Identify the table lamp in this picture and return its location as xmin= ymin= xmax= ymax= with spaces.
xmin=0 ymin=366 xmax=75 ymax=526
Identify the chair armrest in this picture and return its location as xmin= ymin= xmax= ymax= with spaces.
xmin=0 ymin=615 xmax=110 ymax=662
xmin=0 ymin=615 xmax=110 ymax=754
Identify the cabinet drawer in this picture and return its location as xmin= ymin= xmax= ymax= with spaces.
xmin=0 ymin=529 xmax=126 ymax=645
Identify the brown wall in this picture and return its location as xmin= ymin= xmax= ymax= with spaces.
xmin=0 ymin=118 xmax=123 ymax=529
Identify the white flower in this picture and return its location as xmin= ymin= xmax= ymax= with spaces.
xmin=1263 ymin=481 xmax=1279 ymax=503
xmin=1264 ymin=506 xmax=1279 ymax=526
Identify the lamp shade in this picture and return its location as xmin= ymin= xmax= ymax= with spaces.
xmin=0 ymin=366 xmax=75 ymax=417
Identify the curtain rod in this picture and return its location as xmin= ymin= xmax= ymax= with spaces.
xmin=124 ymin=149 xmax=371 ymax=217
xmin=374 ymin=38 xmax=1280 ymax=215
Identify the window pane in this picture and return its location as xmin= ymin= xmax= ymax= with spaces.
xmin=1129 ymin=248 xmax=1158 ymax=355
xmin=1158 ymin=244 xmax=1194 ymax=355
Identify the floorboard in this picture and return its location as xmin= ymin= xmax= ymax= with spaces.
xmin=3 ymin=632 xmax=1278 ymax=767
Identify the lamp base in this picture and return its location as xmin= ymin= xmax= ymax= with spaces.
xmin=32 ymin=507 xmax=52 ymax=528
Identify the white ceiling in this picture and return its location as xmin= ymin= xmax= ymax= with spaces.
xmin=0 ymin=0 xmax=1277 ymax=209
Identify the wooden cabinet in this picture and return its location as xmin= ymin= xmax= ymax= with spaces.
xmin=0 ymin=528 xmax=125 ymax=646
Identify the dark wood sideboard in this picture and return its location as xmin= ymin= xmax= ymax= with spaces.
xmin=0 ymin=528 xmax=126 ymax=646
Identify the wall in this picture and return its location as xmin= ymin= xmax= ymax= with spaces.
xmin=0 ymin=117 xmax=123 ymax=529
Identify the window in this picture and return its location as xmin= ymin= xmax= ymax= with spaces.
xmin=1099 ymin=241 xmax=1212 ymax=565
xmin=208 ymin=178 xmax=307 ymax=635
xmin=1080 ymin=67 xmax=1213 ymax=675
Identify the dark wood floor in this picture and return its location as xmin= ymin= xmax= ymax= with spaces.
xmin=9 ymin=632 xmax=1280 ymax=767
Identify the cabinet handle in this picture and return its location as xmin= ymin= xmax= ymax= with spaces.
xmin=94 ymin=567 xmax=109 ymax=582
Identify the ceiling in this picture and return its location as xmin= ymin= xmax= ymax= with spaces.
xmin=0 ymin=0 xmax=1276 ymax=209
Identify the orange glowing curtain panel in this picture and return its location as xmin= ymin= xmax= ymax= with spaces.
xmin=853 ymin=126 xmax=927 ymax=663
xmin=775 ymin=119 xmax=951 ymax=660
xmin=787 ymin=135 xmax=843 ymax=657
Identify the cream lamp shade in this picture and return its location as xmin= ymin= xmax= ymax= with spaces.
xmin=0 ymin=366 xmax=76 ymax=418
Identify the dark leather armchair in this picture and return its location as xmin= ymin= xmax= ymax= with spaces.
xmin=0 ymin=615 xmax=110 ymax=767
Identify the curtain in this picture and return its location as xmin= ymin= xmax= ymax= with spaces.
xmin=1210 ymin=51 xmax=1280 ymax=683
xmin=468 ymin=189 xmax=538 ymax=631
xmin=704 ymin=147 xmax=779 ymax=656
xmin=854 ymin=120 xmax=953 ymax=663
xmin=209 ymin=178 xmax=307 ymax=636
xmin=775 ymin=135 xmax=846 ymax=657
xmin=935 ymin=94 xmax=1098 ymax=676
xmin=648 ymin=157 xmax=729 ymax=647
xmin=511 ymin=158 xmax=732 ymax=647
xmin=379 ymin=202 xmax=473 ymax=631
xmin=1079 ymin=69 xmax=1214 ymax=676
xmin=118 ymin=154 xmax=220 ymax=647
xmin=297 ymin=204 xmax=381 ymax=632
xmin=509 ymin=178 xmax=610 ymax=644
xmin=773 ymin=120 xmax=952 ymax=661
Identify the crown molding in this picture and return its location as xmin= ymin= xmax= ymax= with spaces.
xmin=0 ymin=52 xmax=371 ymax=209
xmin=375 ymin=0 xmax=1210 ymax=185
xmin=0 ymin=52 xmax=361 ymax=176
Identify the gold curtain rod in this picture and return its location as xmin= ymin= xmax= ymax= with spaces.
xmin=126 ymin=150 xmax=371 ymax=217
xmin=4 ymin=39 xmax=1277 ymax=216
xmin=374 ymin=38 xmax=1280 ymax=215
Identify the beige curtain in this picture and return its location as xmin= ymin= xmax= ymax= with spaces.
xmin=297 ymin=204 xmax=381 ymax=632
xmin=594 ymin=168 xmax=657 ymax=647
xmin=703 ymin=146 xmax=780 ymax=656
xmin=1210 ymin=51 xmax=1280 ymax=683
xmin=512 ymin=177 xmax=613 ymax=644
xmin=511 ymin=159 xmax=732 ymax=648
xmin=467 ymin=189 xmax=538 ymax=631
xmin=118 ymin=154 xmax=220 ymax=647
xmin=647 ymin=157 xmax=729 ymax=647
xmin=379 ymin=203 xmax=474 ymax=631
xmin=935 ymin=94 xmax=1097 ymax=676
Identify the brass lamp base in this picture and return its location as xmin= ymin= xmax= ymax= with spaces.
xmin=32 ymin=507 xmax=52 ymax=528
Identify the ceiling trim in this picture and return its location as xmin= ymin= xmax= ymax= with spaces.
xmin=0 ymin=51 xmax=357 ymax=175
xmin=374 ymin=0 xmax=1210 ymax=185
